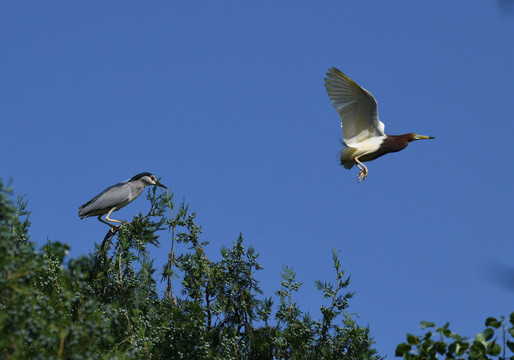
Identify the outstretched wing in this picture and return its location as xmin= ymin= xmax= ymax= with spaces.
xmin=324 ymin=67 xmax=385 ymax=147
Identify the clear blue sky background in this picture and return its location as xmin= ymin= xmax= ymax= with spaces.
xmin=2 ymin=1 xmax=514 ymax=356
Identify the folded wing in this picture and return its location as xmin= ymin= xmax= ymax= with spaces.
xmin=79 ymin=182 xmax=131 ymax=218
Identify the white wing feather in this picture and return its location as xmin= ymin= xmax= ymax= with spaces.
xmin=325 ymin=67 xmax=386 ymax=147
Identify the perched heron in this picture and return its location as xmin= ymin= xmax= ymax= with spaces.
xmin=324 ymin=67 xmax=434 ymax=182
xmin=78 ymin=172 xmax=167 ymax=228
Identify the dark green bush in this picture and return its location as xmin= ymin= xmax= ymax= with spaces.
xmin=0 ymin=179 xmax=380 ymax=359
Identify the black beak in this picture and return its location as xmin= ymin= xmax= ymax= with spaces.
xmin=156 ymin=181 xmax=167 ymax=189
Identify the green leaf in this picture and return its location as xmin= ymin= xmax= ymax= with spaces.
xmin=483 ymin=327 xmax=495 ymax=341
xmin=423 ymin=331 xmax=433 ymax=340
xmin=395 ymin=343 xmax=412 ymax=356
xmin=475 ymin=333 xmax=486 ymax=343
xmin=456 ymin=342 xmax=469 ymax=356
xmin=487 ymin=341 xmax=501 ymax=356
xmin=449 ymin=332 xmax=464 ymax=340
xmin=420 ymin=321 xmax=435 ymax=329
xmin=407 ymin=334 xmax=419 ymax=345
xmin=435 ymin=340 xmax=447 ymax=354
xmin=436 ymin=322 xmax=452 ymax=337
xmin=485 ymin=317 xmax=502 ymax=329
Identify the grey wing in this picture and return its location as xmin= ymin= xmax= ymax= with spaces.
xmin=78 ymin=182 xmax=131 ymax=218
xmin=324 ymin=67 xmax=385 ymax=146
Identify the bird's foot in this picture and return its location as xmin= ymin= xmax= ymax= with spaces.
xmin=357 ymin=170 xmax=368 ymax=183
xmin=354 ymin=157 xmax=368 ymax=183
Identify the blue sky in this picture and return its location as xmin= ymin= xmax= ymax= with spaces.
xmin=2 ymin=1 xmax=514 ymax=356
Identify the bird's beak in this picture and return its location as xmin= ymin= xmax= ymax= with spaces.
xmin=413 ymin=134 xmax=435 ymax=140
xmin=156 ymin=181 xmax=167 ymax=189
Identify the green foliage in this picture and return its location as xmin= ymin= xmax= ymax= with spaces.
xmin=0 ymin=179 xmax=380 ymax=359
xmin=396 ymin=315 xmax=514 ymax=359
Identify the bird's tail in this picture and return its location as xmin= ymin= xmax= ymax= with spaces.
xmin=339 ymin=147 xmax=356 ymax=169
xmin=78 ymin=206 xmax=88 ymax=219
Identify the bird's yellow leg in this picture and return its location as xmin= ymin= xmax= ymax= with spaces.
xmin=105 ymin=208 xmax=123 ymax=224
xmin=103 ymin=208 xmax=124 ymax=232
xmin=97 ymin=215 xmax=116 ymax=227
xmin=354 ymin=157 xmax=368 ymax=183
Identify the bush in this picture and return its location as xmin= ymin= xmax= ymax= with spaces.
xmin=0 ymin=179 xmax=380 ymax=359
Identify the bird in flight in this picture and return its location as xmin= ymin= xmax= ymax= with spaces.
xmin=324 ymin=67 xmax=434 ymax=182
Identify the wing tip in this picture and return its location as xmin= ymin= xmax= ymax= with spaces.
xmin=325 ymin=67 xmax=354 ymax=84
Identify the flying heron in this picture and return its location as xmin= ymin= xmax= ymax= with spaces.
xmin=324 ymin=67 xmax=434 ymax=182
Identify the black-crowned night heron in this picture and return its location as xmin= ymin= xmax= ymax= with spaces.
xmin=78 ymin=172 xmax=167 ymax=228
xmin=324 ymin=67 xmax=434 ymax=182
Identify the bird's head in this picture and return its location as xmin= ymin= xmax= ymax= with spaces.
xmin=130 ymin=172 xmax=168 ymax=189
xmin=409 ymin=133 xmax=435 ymax=142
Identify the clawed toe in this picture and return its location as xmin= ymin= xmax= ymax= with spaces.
xmin=354 ymin=157 xmax=368 ymax=183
